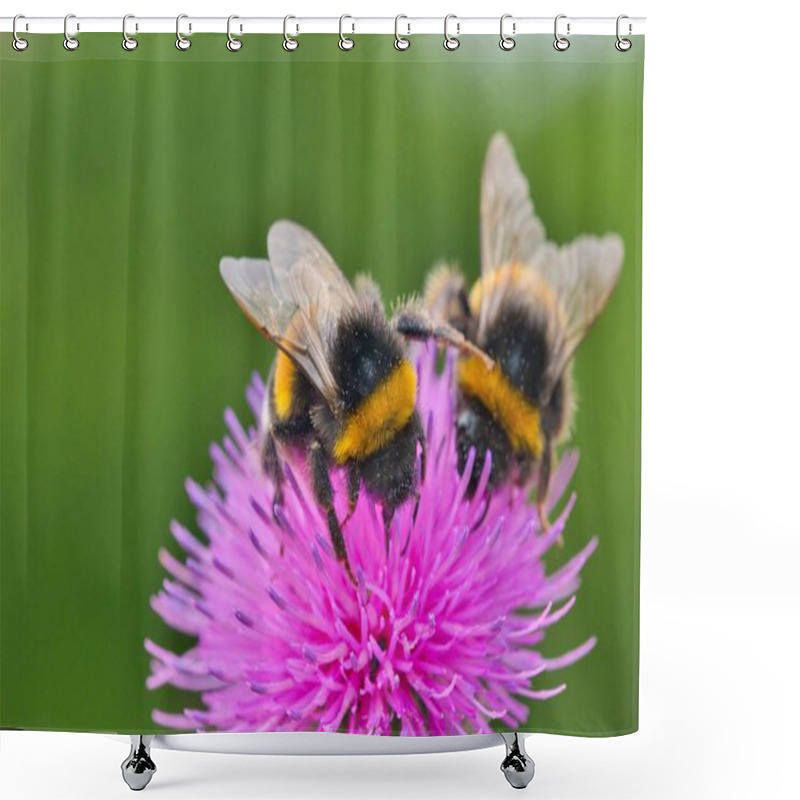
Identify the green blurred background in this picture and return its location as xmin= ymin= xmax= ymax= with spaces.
xmin=1 ymin=34 xmax=642 ymax=735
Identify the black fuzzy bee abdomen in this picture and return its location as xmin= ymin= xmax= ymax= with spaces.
xmin=479 ymin=302 xmax=549 ymax=407
xmin=330 ymin=309 xmax=405 ymax=414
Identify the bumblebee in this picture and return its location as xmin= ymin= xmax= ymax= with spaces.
xmin=426 ymin=133 xmax=624 ymax=528
xmin=221 ymin=221 xmax=490 ymax=576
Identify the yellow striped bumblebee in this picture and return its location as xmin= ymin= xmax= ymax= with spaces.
xmin=426 ymin=134 xmax=624 ymax=528
xmin=221 ymin=221 xmax=490 ymax=575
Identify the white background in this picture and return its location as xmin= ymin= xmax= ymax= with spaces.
xmin=2 ymin=1 xmax=799 ymax=798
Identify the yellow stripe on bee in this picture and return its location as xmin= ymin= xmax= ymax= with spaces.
xmin=273 ymin=351 xmax=295 ymax=421
xmin=333 ymin=361 xmax=417 ymax=464
xmin=457 ymin=355 xmax=543 ymax=458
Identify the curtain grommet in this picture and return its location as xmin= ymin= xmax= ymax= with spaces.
xmin=443 ymin=14 xmax=460 ymax=51
xmin=615 ymin=15 xmax=632 ymax=51
xmin=283 ymin=15 xmax=299 ymax=51
xmin=63 ymin=13 xmax=79 ymax=51
xmin=499 ymin=14 xmax=516 ymax=51
xmin=122 ymin=14 xmax=138 ymax=51
xmin=394 ymin=15 xmax=410 ymax=51
xmin=12 ymin=14 xmax=29 ymax=51
xmin=227 ymin=15 xmax=243 ymax=52
xmin=176 ymin=14 xmax=192 ymax=51
xmin=554 ymin=14 xmax=570 ymax=51
xmin=339 ymin=14 xmax=355 ymax=51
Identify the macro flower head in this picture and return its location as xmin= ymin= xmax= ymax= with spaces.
xmin=146 ymin=345 xmax=597 ymax=735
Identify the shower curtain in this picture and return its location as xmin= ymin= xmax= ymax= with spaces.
xmin=0 ymin=31 xmax=643 ymax=738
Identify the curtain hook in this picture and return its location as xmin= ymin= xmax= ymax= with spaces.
xmin=443 ymin=14 xmax=460 ymax=51
xmin=122 ymin=14 xmax=138 ymax=51
xmin=176 ymin=14 xmax=192 ymax=50
xmin=12 ymin=14 xmax=28 ymax=51
xmin=283 ymin=15 xmax=299 ymax=51
xmin=63 ymin=13 xmax=79 ymax=51
xmin=499 ymin=14 xmax=515 ymax=51
xmin=227 ymin=15 xmax=243 ymax=51
xmin=339 ymin=14 xmax=354 ymax=51
xmin=394 ymin=15 xmax=410 ymax=50
xmin=615 ymin=14 xmax=632 ymax=51
xmin=554 ymin=14 xmax=570 ymax=51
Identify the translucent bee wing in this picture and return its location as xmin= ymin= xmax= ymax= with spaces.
xmin=220 ymin=257 xmax=280 ymax=332
xmin=268 ymin=221 xmax=357 ymax=305
xmin=534 ymin=232 xmax=624 ymax=363
xmin=219 ymin=244 xmax=347 ymax=410
xmin=479 ymin=133 xmax=549 ymax=334
xmin=479 ymin=133 xmax=624 ymax=367
xmin=267 ymin=220 xmax=360 ymax=386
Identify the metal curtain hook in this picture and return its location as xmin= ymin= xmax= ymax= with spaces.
xmin=63 ymin=13 xmax=79 ymax=51
xmin=554 ymin=14 xmax=570 ymax=51
xmin=616 ymin=14 xmax=632 ymax=51
xmin=122 ymin=14 xmax=138 ymax=51
xmin=227 ymin=15 xmax=243 ymax=51
xmin=283 ymin=15 xmax=299 ymax=51
xmin=443 ymin=14 xmax=459 ymax=51
xmin=499 ymin=14 xmax=515 ymax=51
xmin=394 ymin=15 xmax=410 ymax=50
xmin=339 ymin=14 xmax=354 ymax=50
xmin=176 ymin=14 xmax=191 ymax=50
xmin=12 ymin=14 xmax=28 ymax=51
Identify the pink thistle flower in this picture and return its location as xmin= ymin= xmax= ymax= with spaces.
xmin=145 ymin=346 xmax=597 ymax=735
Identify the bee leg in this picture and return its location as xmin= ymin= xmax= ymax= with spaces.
xmin=342 ymin=466 xmax=361 ymax=527
xmin=392 ymin=303 xmax=494 ymax=369
xmin=261 ymin=430 xmax=285 ymax=518
xmin=309 ymin=440 xmax=354 ymax=582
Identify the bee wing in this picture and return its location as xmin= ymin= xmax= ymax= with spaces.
xmin=219 ymin=256 xmax=336 ymax=403
xmin=480 ymin=133 xmax=624 ymax=366
xmin=221 ymin=222 xmax=357 ymax=408
xmin=479 ymin=133 xmax=549 ymax=333
xmin=267 ymin=220 xmax=356 ymax=306
xmin=534 ymin=233 xmax=624 ymax=366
